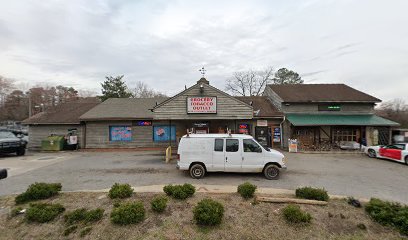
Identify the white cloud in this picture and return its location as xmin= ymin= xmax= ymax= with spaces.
xmin=0 ymin=0 xmax=407 ymax=101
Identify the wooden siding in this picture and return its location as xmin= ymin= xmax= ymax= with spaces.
xmin=28 ymin=124 xmax=84 ymax=150
xmin=153 ymin=84 xmax=253 ymax=120
xmin=281 ymin=103 xmax=375 ymax=114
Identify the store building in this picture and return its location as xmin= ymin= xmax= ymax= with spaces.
xmin=23 ymin=80 xmax=399 ymax=151
xmin=263 ymin=84 xmax=399 ymax=151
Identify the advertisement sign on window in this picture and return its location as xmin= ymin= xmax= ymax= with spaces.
xmin=153 ymin=126 xmax=176 ymax=142
xmin=110 ymin=126 xmax=132 ymax=142
xmin=187 ymin=97 xmax=217 ymax=113
xmin=273 ymin=127 xmax=281 ymax=143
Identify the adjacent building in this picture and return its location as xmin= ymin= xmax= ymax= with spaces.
xmin=23 ymin=79 xmax=399 ymax=151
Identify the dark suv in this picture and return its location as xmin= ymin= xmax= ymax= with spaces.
xmin=0 ymin=131 xmax=27 ymax=156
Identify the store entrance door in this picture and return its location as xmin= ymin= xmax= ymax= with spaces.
xmin=255 ymin=126 xmax=269 ymax=148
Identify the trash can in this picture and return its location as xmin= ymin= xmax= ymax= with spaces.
xmin=41 ymin=135 xmax=65 ymax=151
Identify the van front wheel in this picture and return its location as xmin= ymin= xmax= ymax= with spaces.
xmin=263 ymin=165 xmax=280 ymax=180
xmin=189 ymin=164 xmax=206 ymax=179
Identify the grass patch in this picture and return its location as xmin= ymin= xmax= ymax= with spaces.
xmin=295 ymin=187 xmax=329 ymax=201
xmin=110 ymin=201 xmax=145 ymax=225
xmin=108 ymin=183 xmax=133 ymax=199
xmin=15 ymin=182 xmax=62 ymax=204
xmin=163 ymin=184 xmax=195 ymax=200
xmin=64 ymin=208 xmax=104 ymax=225
xmin=193 ymin=198 xmax=224 ymax=226
xmin=25 ymin=203 xmax=65 ymax=223
xmin=365 ymin=198 xmax=408 ymax=235
xmin=282 ymin=204 xmax=312 ymax=224
xmin=63 ymin=225 xmax=78 ymax=236
xmin=80 ymin=226 xmax=92 ymax=237
xmin=237 ymin=182 xmax=257 ymax=199
xmin=10 ymin=206 xmax=23 ymax=217
xmin=151 ymin=195 xmax=168 ymax=213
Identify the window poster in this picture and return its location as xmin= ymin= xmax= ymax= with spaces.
xmin=110 ymin=126 xmax=132 ymax=141
xmin=153 ymin=126 xmax=176 ymax=142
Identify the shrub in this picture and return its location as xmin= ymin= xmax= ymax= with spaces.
xmin=10 ymin=207 xmax=23 ymax=217
xmin=151 ymin=195 xmax=168 ymax=213
xmin=15 ymin=182 xmax=62 ymax=204
xmin=295 ymin=187 xmax=329 ymax=201
xmin=108 ymin=183 xmax=133 ymax=199
xmin=193 ymin=199 xmax=224 ymax=226
xmin=282 ymin=204 xmax=312 ymax=224
xmin=365 ymin=198 xmax=408 ymax=235
xmin=25 ymin=203 xmax=65 ymax=223
xmin=63 ymin=225 xmax=78 ymax=236
xmin=237 ymin=182 xmax=257 ymax=199
xmin=80 ymin=226 xmax=92 ymax=237
xmin=64 ymin=208 xmax=104 ymax=225
xmin=111 ymin=201 xmax=145 ymax=225
xmin=163 ymin=184 xmax=195 ymax=200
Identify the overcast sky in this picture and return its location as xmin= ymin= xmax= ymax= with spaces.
xmin=0 ymin=0 xmax=407 ymax=102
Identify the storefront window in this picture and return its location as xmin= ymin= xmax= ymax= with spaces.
xmin=153 ymin=126 xmax=176 ymax=142
xmin=333 ymin=127 xmax=358 ymax=142
xmin=109 ymin=126 xmax=132 ymax=142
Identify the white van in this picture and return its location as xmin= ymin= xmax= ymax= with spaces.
xmin=176 ymin=134 xmax=286 ymax=180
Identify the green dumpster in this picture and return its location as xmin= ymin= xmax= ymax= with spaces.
xmin=41 ymin=135 xmax=65 ymax=151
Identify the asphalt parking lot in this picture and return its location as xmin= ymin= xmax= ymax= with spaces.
xmin=0 ymin=151 xmax=407 ymax=203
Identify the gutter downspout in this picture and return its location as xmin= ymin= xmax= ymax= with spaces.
xmin=279 ymin=115 xmax=286 ymax=149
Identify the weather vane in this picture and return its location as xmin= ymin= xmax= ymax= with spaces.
xmin=199 ymin=67 xmax=206 ymax=77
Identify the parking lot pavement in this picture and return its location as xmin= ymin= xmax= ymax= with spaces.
xmin=0 ymin=151 xmax=407 ymax=203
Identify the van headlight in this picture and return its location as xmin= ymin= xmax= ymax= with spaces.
xmin=282 ymin=157 xmax=286 ymax=164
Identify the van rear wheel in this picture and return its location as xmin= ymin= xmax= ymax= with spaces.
xmin=263 ymin=165 xmax=280 ymax=180
xmin=189 ymin=164 xmax=206 ymax=179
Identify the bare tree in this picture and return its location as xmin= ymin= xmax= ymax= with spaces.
xmin=376 ymin=98 xmax=408 ymax=128
xmin=225 ymin=67 xmax=274 ymax=96
xmin=132 ymin=81 xmax=167 ymax=98
xmin=0 ymin=75 xmax=14 ymax=106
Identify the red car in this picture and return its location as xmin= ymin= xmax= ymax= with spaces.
xmin=365 ymin=143 xmax=408 ymax=165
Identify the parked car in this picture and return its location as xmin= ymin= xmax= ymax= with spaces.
xmin=177 ymin=134 xmax=286 ymax=179
xmin=365 ymin=143 xmax=408 ymax=165
xmin=0 ymin=131 xmax=27 ymax=156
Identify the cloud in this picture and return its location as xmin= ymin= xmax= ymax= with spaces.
xmin=0 ymin=0 xmax=407 ymax=101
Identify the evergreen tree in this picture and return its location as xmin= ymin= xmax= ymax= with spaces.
xmin=100 ymin=75 xmax=133 ymax=101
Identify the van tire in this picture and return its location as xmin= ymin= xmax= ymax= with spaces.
xmin=189 ymin=164 xmax=206 ymax=179
xmin=263 ymin=164 xmax=280 ymax=180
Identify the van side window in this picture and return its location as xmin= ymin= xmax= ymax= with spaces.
xmin=243 ymin=139 xmax=262 ymax=153
xmin=214 ymin=139 xmax=224 ymax=152
xmin=226 ymin=139 xmax=239 ymax=152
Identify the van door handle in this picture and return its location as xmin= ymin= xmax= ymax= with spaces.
xmin=242 ymin=157 xmax=244 ymax=161
xmin=225 ymin=157 xmax=228 ymax=162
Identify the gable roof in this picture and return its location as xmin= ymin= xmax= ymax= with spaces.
xmin=22 ymin=98 xmax=100 ymax=125
xmin=80 ymin=97 xmax=167 ymax=121
xmin=234 ymin=96 xmax=283 ymax=117
xmin=153 ymin=79 xmax=252 ymax=111
xmin=267 ymin=84 xmax=381 ymax=103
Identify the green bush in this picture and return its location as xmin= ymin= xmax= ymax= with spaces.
xmin=63 ymin=225 xmax=78 ymax=236
xmin=193 ymin=199 xmax=224 ymax=226
xmin=108 ymin=183 xmax=133 ymax=199
xmin=110 ymin=201 xmax=145 ymax=225
xmin=10 ymin=207 xmax=23 ymax=217
xmin=151 ymin=195 xmax=168 ymax=213
xmin=163 ymin=184 xmax=195 ymax=200
xmin=15 ymin=182 xmax=62 ymax=204
xmin=64 ymin=208 xmax=104 ymax=225
xmin=295 ymin=187 xmax=329 ymax=201
xmin=282 ymin=204 xmax=312 ymax=224
xmin=25 ymin=203 xmax=65 ymax=223
xmin=80 ymin=226 xmax=92 ymax=237
xmin=365 ymin=198 xmax=408 ymax=235
xmin=237 ymin=182 xmax=257 ymax=199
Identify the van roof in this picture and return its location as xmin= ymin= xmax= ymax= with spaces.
xmin=181 ymin=134 xmax=254 ymax=139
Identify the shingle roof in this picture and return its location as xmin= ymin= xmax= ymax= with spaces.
xmin=268 ymin=84 xmax=381 ymax=103
xmin=22 ymin=98 xmax=100 ymax=125
xmin=234 ymin=96 xmax=283 ymax=117
xmin=80 ymin=97 xmax=167 ymax=120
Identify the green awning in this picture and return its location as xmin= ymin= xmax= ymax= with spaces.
xmin=286 ymin=114 xmax=400 ymax=126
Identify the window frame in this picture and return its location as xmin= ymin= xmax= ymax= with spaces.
xmin=243 ymin=139 xmax=262 ymax=153
xmin=214 ymin=139 xmax=224 ymax=152
xmin=226 ymin=139 xmax=239 ymax=152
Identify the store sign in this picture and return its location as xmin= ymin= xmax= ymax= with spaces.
xmin=273 ymin=127 xmax=281 ymax=143
xmin=187 ymin=97 xmax=217 ymax=113
xmin=318 ymin=104 xmax=341 ymax=111
xmin=153 ymin=126 xmax=176 ymax=142
xmin=257 ymin=120 xmax=268 ymax=126
xmin=136 ymin=121 xmax=152 ymax=126
xmin=110 ymin=126 xmax=132 ymax=142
